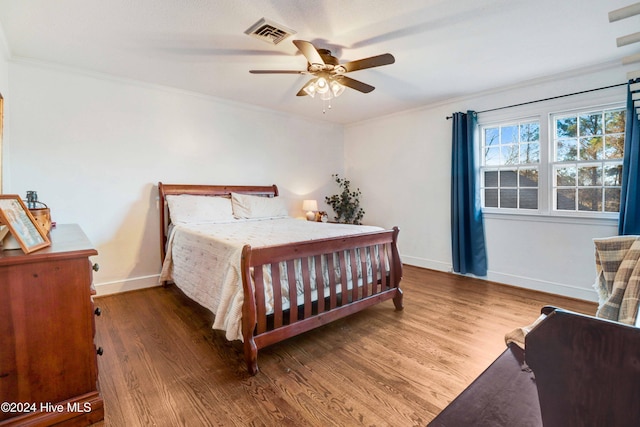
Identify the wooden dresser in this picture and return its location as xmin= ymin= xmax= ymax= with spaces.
xmin=0 ymin=224 xmax=104 ymax=426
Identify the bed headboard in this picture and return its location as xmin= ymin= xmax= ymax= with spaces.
xmin=158 ymin=182 xmax=279 ymax=264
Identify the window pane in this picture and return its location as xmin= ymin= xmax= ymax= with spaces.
xmin=556 ymin=167 xmax=576 ymax=186
xmin=519 ymin=143 xmax=539 ymax=163
xmin=578 ymin=188 xmax=602 ymax=211
xmin=520 ymin=122 xmax=539 ymax=142
xmin=605 ymin=110 xmax=625 ymax=133
xmin=484 ymin=146 xmax=500 ymax=165
xmin=485 ymin=127 xmax=499 ymax=146
xmin=579 ymin=136 xmax=603 ymax=160
xmin=578 ymin=166 xmax=602 ymax=186
xmin=484 ymin=170 xmax=498 ymax=187
xmin=556 ymin=138 xmax=577 ymax=161
xmin=500 ymin=189 xmax=517 ymax=208
xmin=604 ymin=164 xmax=623 ymax=186
xmin=556 ymin=116 xmax=577 ymax=138
xmin=605 ymin=188 xmax=621 ymax=212
xmin=502 ymin=125 xmax=518 ymax=143
xmin=519 ymin=169 xmax=538 ymax=187
xmin=519 ymin=189 xmax=538 ymax=209
xmin=557 ymin=189 xmax=576 ymax=210
xmin=579 ymin=113 xmax=602 ymax=136
xmin=604 ymin=134 xmax=624 ymax=159
xmin=501 ymin=145 xmax=519 ymax=165
xmin=485 ymin=189 xmax=498 ymax=207
xmin=500 ymin=170 xmax=517 ymax=187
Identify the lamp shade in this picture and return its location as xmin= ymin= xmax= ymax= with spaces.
xmin=302 ymin=199 xmax=318 ymax=212
xmin=315 ymin=77 xmax=329 ymax=94
xmin=330 ymin=80 xmax=345 ymax=97
xmin=303 ymin=79 xmax=317 ymax=97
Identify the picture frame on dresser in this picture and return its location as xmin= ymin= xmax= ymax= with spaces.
xmin=0 ymin=194 xmax=50 ymax=254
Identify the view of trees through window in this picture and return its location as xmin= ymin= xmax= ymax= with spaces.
xmin=480 ymin=104 xmax=625 ymax=215
xmin=553 ymin=107 xmax=625 ymax=212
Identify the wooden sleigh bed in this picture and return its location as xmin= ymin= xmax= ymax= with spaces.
xmin=158 ymin=182 xmax=403 ymax=375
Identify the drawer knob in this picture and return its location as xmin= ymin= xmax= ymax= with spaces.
xmin=94 ymin=307 xmax=101 ymax=316
xmin=92 ymin=263 xmax=100 ymax=272
xmin=96 ymin=347 xmax=104 ymax=356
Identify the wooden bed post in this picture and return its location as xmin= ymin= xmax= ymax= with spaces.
xmin=391 ymin=227 xmax=404 ymax=311
xmin=158 ymin=182 xmax=169 ymax=287
xmin=240 ymin=245 xmax=259 ymax=375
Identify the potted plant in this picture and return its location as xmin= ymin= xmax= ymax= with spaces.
xmin=324 ymin=174 xmax=365 ymax=224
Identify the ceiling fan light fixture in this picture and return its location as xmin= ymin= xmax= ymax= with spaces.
xmin=330 ymin=80 xmax=345 ymax=97
xmin=303 ymin=83 xmax=316 ymax=97
xmin=315 ymin=77 xmax=329 ymax=94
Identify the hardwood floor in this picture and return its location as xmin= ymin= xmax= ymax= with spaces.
xmin=92 ymin=265 xmax=596 ymax=426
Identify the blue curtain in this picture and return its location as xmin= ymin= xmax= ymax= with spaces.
xmin=619 ymin=81 xmax=640 ymax=235
xmin=451 ymin=111 xmax=487 ymax=276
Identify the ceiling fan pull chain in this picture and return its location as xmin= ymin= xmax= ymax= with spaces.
xmin=322 ymin=99 xmax=333 ymax=114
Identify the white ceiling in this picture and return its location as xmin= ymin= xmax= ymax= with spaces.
xmin=0 ymin=0 xmax=638 ymax=124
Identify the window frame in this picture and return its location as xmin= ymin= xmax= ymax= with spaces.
xmin=549 ymin=105 xmax=625 ymax=216
xmin=479 ymin=117 xmax=542 ymax=212
xmin=477 ymin=98 xmax=625 ymax=221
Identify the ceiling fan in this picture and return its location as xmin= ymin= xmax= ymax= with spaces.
xmin=249 ymin=40 xmax=395 ymax=99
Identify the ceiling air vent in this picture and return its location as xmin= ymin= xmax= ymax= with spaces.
xmin=245 ymin=18 xmax=296 ymax=45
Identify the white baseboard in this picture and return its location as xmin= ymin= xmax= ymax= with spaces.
xmin=485 ymin=271 xmax=598 ymax=302
xmin=94 ymin=274 xmax=161 ymax=296
xmin=401 ymin=253 xmax=598 ymax=302
xmin=400 ymin=255 xmax=451 ymax=272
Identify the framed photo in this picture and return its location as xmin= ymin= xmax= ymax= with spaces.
xmin=0 ymin=194 xmax=50 ymax=253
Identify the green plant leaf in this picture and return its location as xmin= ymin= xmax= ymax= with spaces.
xmin=324 ymin=174 xmax=365 ymax=224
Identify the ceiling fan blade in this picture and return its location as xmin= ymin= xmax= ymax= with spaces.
xmin=336 ymin=76 xmax=375 ymax=93
xmin=250 ymin=70 xmax=306 ymax=74
xmin=340 ymin=53 xmax=395 ymax=73
xmin=296 ymin=78 xmax=318 ymax=96
xmin=293 ymin=40 xmax=325 ymax=66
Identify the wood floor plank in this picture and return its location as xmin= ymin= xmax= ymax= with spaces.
xmin=91 ymin=265 xmax=596 ymax=426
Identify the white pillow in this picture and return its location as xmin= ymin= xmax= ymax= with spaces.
xmin=231 ymin=193 xmax=288 ymax=219
xmin=166 ymin=194 xmax=234 ymax=224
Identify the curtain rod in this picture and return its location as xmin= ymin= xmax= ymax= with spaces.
xmin=445 ymin=82 xmax=628 ymax=120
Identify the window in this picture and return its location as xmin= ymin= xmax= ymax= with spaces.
xmin=552 ymin=107 xmax=625 ymax=213
xmin=481 ymin=120 xmax=540 ymax=210
xmin=479 ymin=104 xmax=625 ymax=216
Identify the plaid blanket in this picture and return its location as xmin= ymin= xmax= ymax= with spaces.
xmin=593 ymin=235 xmax=640 ymax=325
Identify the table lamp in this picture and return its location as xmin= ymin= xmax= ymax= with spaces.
xmin=302 ymin=199 xmax=318 ymax=221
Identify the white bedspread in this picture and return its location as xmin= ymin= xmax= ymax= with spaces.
xmin=159 ymin=218 xmax=383 ymax=342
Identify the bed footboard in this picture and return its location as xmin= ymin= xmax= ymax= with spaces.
xmin=240 ymin=227 xmax=403 ymax=375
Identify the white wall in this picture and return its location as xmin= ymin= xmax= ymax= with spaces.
xmin=345 ymin=64 xmax=630 ymax=301
xmin=5 ymin=61 xmax=344 ymax=295
xmin=0 ymin=24 xmax=9 ymax=192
